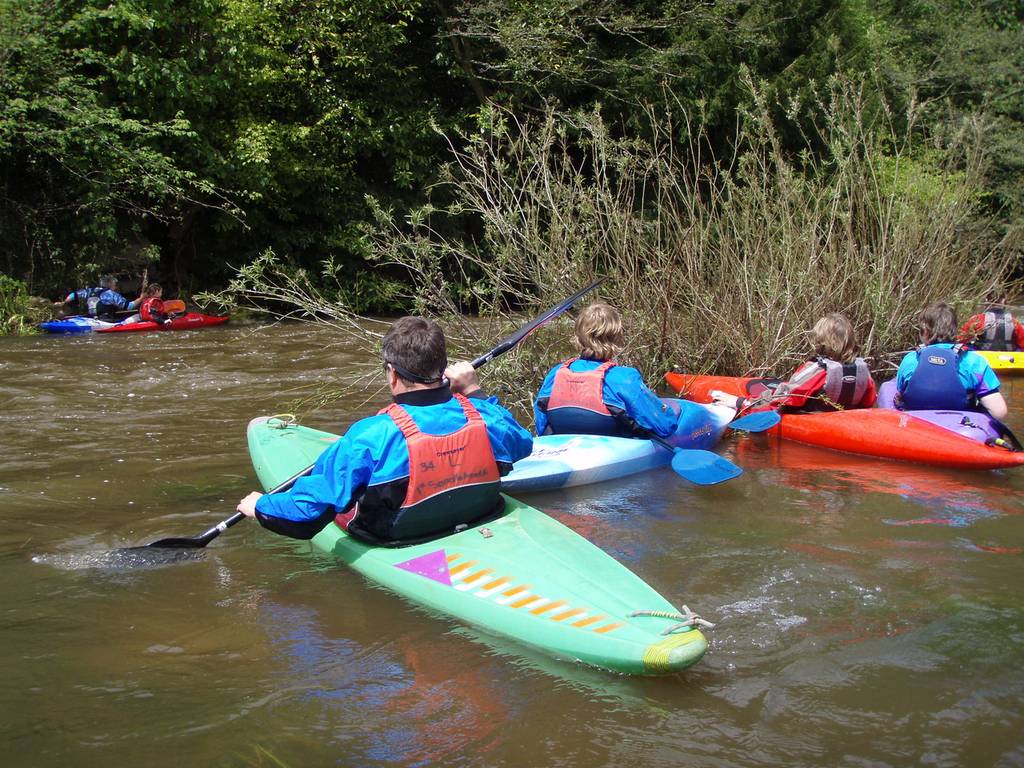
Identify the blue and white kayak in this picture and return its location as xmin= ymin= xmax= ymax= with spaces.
xmin=39 ymin=316 xmax=119 ymax=334
xmin=501 ymin=399 xmax=735 ymax=493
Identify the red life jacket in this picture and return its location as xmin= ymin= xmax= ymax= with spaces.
xmin=339 ymin=394 xmax=502 ymax=543
xmin=541 ymin=358 xmax=623 ymax=435
xmin=140 ymin=297 xmax=165 ymax=322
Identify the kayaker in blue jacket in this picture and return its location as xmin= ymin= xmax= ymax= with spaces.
xmin=237 ymin=316 xmax=534 ymax=544
xmin=56 ymin=275 xmax=143 ymax=318
xmin=56 ymin=275 xmax=134 ymax=317
xmin=533 ymin=302 xmax=679 ymax=438
xmin=54 ymin=283 xmax=104 ymax=315
xmin=92 ymin=276 xmax=134 ymax=319
xmin=896 ymin=302 xmax=1008 ymax=420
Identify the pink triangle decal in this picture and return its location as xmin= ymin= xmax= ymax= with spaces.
xmin=395 ymin=549 xmax=451 ymax=586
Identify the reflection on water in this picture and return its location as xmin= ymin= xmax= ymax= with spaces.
xmin=0 ymin=324 xmax=1022 ymax=767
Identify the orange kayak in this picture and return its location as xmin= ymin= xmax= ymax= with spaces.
xmin=664 ymin=372 xmax=1024 ymax=470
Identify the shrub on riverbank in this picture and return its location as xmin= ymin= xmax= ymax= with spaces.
xmin=0 ymin=275 xmax=46 ymax=334
xmin=211 ymin=77 xmax=1020 ymax=425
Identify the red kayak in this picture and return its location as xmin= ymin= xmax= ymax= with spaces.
xmin=664 ymin=372 xmax=1024 ymax=470
xmin=96 ymin=312 xmax=229 ymax=333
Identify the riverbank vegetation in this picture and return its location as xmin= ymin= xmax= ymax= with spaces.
xmin=205 ymin=77 xmax=1016 ymax=415
xmin=2 ymin=0 xmax=1022 ymax=360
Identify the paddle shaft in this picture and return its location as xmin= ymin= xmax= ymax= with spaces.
xmin=144 ymin=278 xmax=606 ymax=549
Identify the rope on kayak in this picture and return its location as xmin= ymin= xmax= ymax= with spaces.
xmin=268 ymin=413 xmax=298 ymax=429
xmin=630 ymin=605 xmax=716 ymax=634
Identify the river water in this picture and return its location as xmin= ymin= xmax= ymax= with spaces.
xmin=1 ymin=321 xmax=1022 ymax=767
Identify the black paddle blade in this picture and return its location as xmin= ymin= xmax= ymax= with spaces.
xmin=144 ymin=536 xmax=211 ymax=549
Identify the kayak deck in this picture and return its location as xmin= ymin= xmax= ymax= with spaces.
xmin=502 ymin=399 xmax=734 ymax=493
xmin=974 ymin=349 xmax=1024 ymax=376
xmin=665 ymin=373 xmax=1024 ymax=470
xmin=247 ymin=415 xmax=708 ymax=675
xmin=38 ymin=317 xmax=118 ymax=334
xmin=96 ymin=313 xmax=229 ymax=333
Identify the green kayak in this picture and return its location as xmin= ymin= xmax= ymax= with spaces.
xmin=247 ymin=416 xmax=709 ymax=675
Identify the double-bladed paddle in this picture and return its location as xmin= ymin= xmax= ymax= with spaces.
xmin=140 ymin=278 xmax=607 ymax=550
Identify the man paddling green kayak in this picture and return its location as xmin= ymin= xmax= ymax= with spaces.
xmin=236 ymin=316 xmax=534 ymax=543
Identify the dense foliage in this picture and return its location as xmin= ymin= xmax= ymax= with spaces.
xmin=1 ymin=0 xmax=1021 ymax=318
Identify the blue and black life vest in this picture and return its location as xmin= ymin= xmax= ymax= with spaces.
xmin=77 ymin=287 xmax=104 ymax=317
xmin=901 ymin=344 xmax=977 ymax=411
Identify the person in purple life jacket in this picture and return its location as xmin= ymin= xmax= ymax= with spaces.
xmin=533 ymin=302 xmax=679 ymax=438
xmin=896 ymin=302 xmax=1008 ymax=420
xmin=237 ymin=317 xmax=533 ymax=544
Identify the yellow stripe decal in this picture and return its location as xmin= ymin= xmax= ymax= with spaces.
xmin=572 ymin=615 xmax=605 ymax=628
xmin=530 ymin=599 xmax=567 ymax=616
xmin=594 ymin=622 xmax=625 ymax=634
xmin=549 ymin=608 xmax=585 ymax=622
xmin=461 ymin=568 xmax=494 ymax=584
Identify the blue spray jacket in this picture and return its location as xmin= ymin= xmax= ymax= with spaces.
xmin=255 ymin=387 xmax=534 ymax=539
xmin=533 ymin=359 xmax=679 ymax=438
xmin=95 ymin=288 xmax=130 ymax=316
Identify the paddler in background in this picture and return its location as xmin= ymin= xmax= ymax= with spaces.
xmin=960 ymin=292 xmax=1024 ymax=352
xmin=894 ymin=302 xmax=1008 ymax=419
xmin=53 ymin=281 xmax=104 ymax=315
xmin=53 ymin=275 xmax=128 ymax=317
xmin=236 ymin=316 xmax=533 ymax=544
xmin=533 ymin=302 xmax=681 ymax=438
xmin=709 ymin=313 xmax=877 ymax=413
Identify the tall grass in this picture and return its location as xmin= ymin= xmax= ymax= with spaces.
xmin=211 ymin=76 xmax=1019 ymax=423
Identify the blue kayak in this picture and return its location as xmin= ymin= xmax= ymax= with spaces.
xmin=501 ymin=399 xmax=734 ymax=493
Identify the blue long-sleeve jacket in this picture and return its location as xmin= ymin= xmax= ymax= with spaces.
xmin=255 ymin=387 xmax=533 ymax=539
xmin=533 ymin=359 xmax=679 ymax=438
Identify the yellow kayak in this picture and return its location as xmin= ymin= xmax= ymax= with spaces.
xmin=975 ymin=349 xmax=1024 ymax=375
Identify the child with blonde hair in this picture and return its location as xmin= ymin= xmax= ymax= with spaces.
xmin=711 ymin=313 xmax=877 ymax=413
xmin=533 ymin=303 xmax=679 ymax=437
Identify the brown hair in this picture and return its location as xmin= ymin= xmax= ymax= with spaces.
xmin=575 ymin=302 xmax=625 ymax=361
xmin=382 ymin=316 xmax=448 ymax=384
xmin=811 ymin=313 xmax=859 ymax=363
xmin=917 ymin=302 xmax=958 ymax=344
xmin=143 ymin=282 xmax=162 ymax=298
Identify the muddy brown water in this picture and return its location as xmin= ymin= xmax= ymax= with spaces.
xmin=1 ymin=322 xmax=1022 ymax=767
